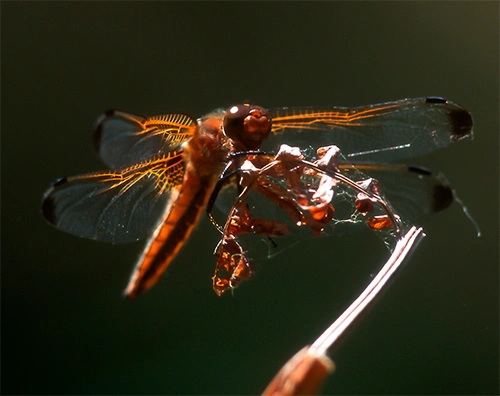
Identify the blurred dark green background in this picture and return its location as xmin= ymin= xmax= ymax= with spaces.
xmin=2 ymin=2 xmax=498 ymax=395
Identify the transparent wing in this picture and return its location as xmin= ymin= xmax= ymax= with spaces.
xmin=93 ymin=110 xmax=196 ymax=169
xmin=209 ymin=156 xmax=456 ymax=254
xmin=41 ymin=151 xmax=185 ymax=244
xmin=341 ymin=162 xmax=454 ymax=223
xmin=267 ymin=97 xmax=473 ymax=162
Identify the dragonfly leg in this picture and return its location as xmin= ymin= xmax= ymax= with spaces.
xmin=212 ymin=193 xmax=292 ymax=295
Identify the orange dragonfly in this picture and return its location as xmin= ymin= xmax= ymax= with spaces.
xmin=41 ymin=97 xmax=473 ymax=298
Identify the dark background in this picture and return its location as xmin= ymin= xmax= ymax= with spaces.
xmin=2 ymin=2 xmax=498 ymax=395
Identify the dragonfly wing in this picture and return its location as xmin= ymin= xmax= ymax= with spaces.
xmin=42 ymin=151 xmax=185 ymax=244
xmin=268 ymin=97 xmax=473 ymax=162
xmin=93 ymin=110 xmax=196 ymax=169
xmin=345 ymin=163 xmax=454 ymax=223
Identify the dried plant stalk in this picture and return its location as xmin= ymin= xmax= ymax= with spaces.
xmin=262 ymin=226 xmax=425 ymax=396
xmin=262 ymin=347 xmax=334 ymax=396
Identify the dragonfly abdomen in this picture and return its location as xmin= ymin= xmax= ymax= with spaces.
xmin=123 ymin=170 xmax=214 ymax=298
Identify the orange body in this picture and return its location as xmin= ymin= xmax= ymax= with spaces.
xmin=124 ymin=113 xmax=230 ymax=298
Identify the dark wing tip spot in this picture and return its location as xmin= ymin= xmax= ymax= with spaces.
xmin=425 ymin=96 xmax=448 ymax=104
xmin=41 ymin=194 xmax=58 ymax=224
xmin=424 ymin=97 xmax=473 ymax=140
xmin=52 ymin=176 xmax=68 ymax=188
xmin=41 ymin=177 xmax=68 ymax=224
xmin=448 ymin=108 xmax=473 ymax=140
xmin=408 ymin=165 xmax=433 ymax=176
xmin=432 ymin=183 xmax=454 ymax=212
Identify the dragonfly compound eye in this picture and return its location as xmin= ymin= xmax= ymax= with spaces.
xmin=223 ymin=104 xmax=271 ymax=150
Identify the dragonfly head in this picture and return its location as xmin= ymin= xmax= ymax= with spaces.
xmin=223 ymin=104 xmax=271 ymax=150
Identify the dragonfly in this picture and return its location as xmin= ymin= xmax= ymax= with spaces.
xmin=41 ymin=97 xmax=473 ymax=298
